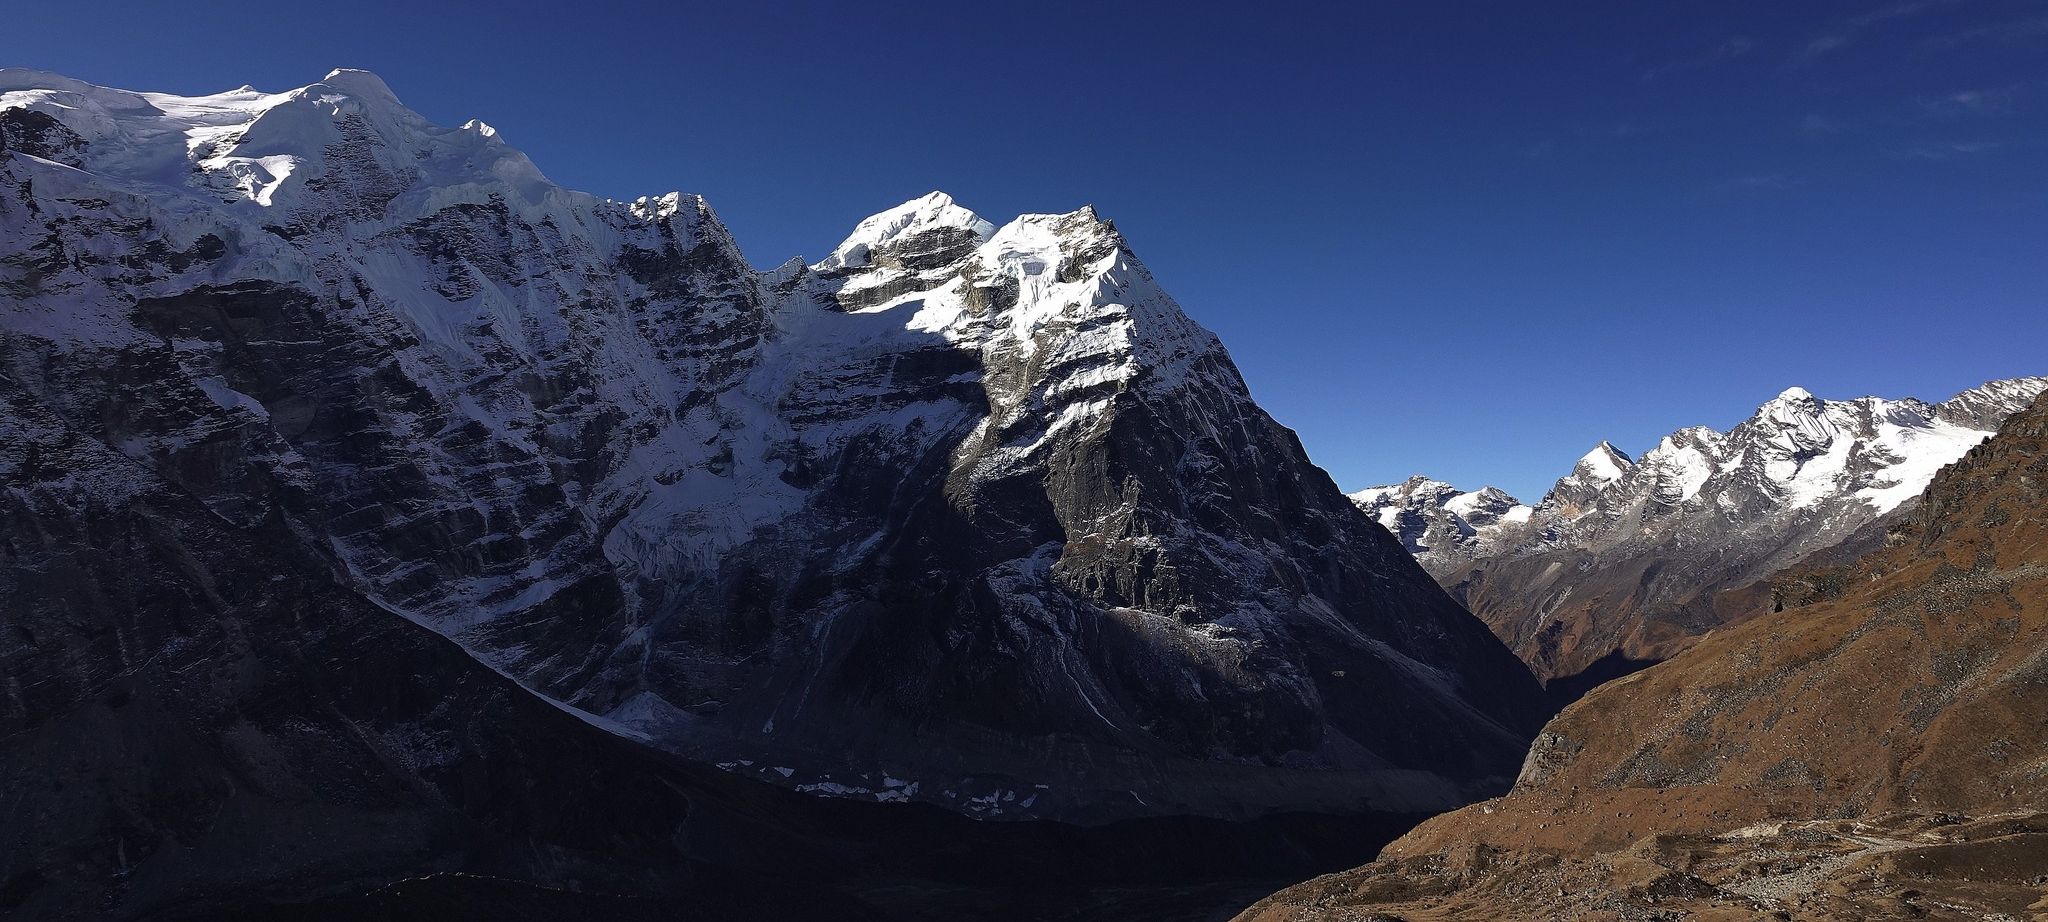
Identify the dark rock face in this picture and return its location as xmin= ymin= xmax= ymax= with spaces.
xmin=0 ymin=108 xmax=86 ymax=165
xmin=0 ymin=369 xmax=810 ymax=918
xmin=0 ymin=378 xmax=1432 ymax=921
xmin=0 ymin=68 xmax=1544 ymax=913
xmin=631 ymin=204 xmax=1547 ymax=819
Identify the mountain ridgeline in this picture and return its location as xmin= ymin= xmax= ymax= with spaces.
xmin=0 ymin=68 xmax=1546 ymax=918
xmin=1248 ymin=390 xmax=2048 ymax=921
xmin=1353 ymin=378 xmax=2047 ymax=694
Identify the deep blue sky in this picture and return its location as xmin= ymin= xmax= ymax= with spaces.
xmin=18 ymin=1 xmax=2047 ymax=498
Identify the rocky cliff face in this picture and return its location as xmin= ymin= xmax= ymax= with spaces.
xmin=1358 ymin=379 xmax=2046 ymax=690
xmin=0 ymin=63 xmax=1543 ymax=857
xmin=0 ymin=372 xmax=875 ymax=919
xmin=0 ymin=380 xmax=1430 ymax=922
xmin=1242 ymin=391 xmax=2048 ymax=921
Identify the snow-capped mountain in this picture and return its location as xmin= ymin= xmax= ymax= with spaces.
xmin=1531 ymin=379 xmax=2048 ymax=561
xmin=1543 ymin=440 xmax=1632 ymax=519
xmin=1348 ymin=477 xmax=1531 ymax=559
xmin=0 ymin=64 xmax=1544 ymax=852
xmin=1387 ymin=378 xmax=2047 ymax=687
xmin=1251 ymin=387 xmax=2048 ymax=922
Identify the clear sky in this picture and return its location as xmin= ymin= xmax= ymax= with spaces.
xmin=16 ymin=1 xmax=2047 ymax=498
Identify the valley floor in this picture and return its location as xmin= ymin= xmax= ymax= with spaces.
xmin=1237 ymin=810 xmax=2048 ymax=921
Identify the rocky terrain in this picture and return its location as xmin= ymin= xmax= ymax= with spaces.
xmin=0 ymin=68 xmax=1550 ymax=917
xmin=1355 ymin=379 xmax=2046 ymax=694
xmin=1242 ymin=390 xmax=2048 ymax=921
xmin=1347 ymin=477 xmax=1531 ymax=563
xmin=0 ymin=406 xmax=1418 ymax=922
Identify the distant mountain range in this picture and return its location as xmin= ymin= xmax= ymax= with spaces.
xmin=1251 ymin=387 xmax=2048 ymax=921
xmin=1350 ymin=377 xmax=2047 ymax=691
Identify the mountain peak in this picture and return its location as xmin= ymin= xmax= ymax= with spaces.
xmin=1347 ymin=476 xmax=1532 ymax=559
xmin=627 ymin=191 xmax=713 ymax=221
xmin=817 ymin=191 xmax=995 ymax=271
xmin=1758 ymin=385 xmax=1829 ymax=422
xmin=1442 ymin=375 xmax=2046 ymax=687
xmin=0 ymin=67 xmax=572 ymax=216
xmin=1573 ymin=441 xmax=1633 ymax=481
xmin=317 ymin=68 xmax=400 ymax=103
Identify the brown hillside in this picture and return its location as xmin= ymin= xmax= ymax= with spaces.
xmin=1240 ymin=392 xmax=2048 ymax=921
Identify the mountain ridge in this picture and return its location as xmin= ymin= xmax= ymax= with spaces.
xmin=1 ymin=66 xmax=1543 ymax=837
xmin=1244 ymin=388 xmax=2048 ymax=920
xmin=1350 ymin=376 xmax=2046 ymax=688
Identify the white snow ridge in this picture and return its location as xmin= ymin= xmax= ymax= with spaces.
xmin=1352 ymin=377 xmax=2047 ymax=573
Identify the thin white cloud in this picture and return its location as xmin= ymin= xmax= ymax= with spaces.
xmin=1847 ymin=0 xmax=1948 ymax=29
xmin=1887 ymin=140 xmax=2003 ymax=160
xmin=1791 ymin=0 xmax=1964 ymax=66
xmin=1788 ymin=34 xmax=1851 ymax=67
xmin=1913 ymin=86 xmax=2019 ymax=116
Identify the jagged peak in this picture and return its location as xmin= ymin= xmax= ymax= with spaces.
xmin=1349 ymin=477 xmax=1520 ymax=509
xmin=973 ymin=204 xmax=1131 ymax=286
xmin=1351 ymin=475 xmax=1449 ymax=497
xmin=1467 ymin=485 xmax=1520 ymax=502
xmin=627 ymin=191 xmax=711 ymax=221
xmin=1404 ymin=476 xmax=1461 ymax=500
xmin=761 ymin=255 xmax=810 ymax=288
xmin=1757 ymin=384 xmax=1829 ymax=418
xmin=1572 ymin=441 xmax=1634 ymax=481
xmin=1346 ymin=484 xmax=1400 ymax=503
xmin=999 ymin=203 xmax=1117 ymax=236
xmin=817 ymin=191 xmax=995 ymax=271
xmin=1652 ymin=426 xmax=1726 ymax=453
xmin=1445 ymin=486 xmax=1529 ymax=519
xmin=1 ymin=67 xmax=576 ymax=219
